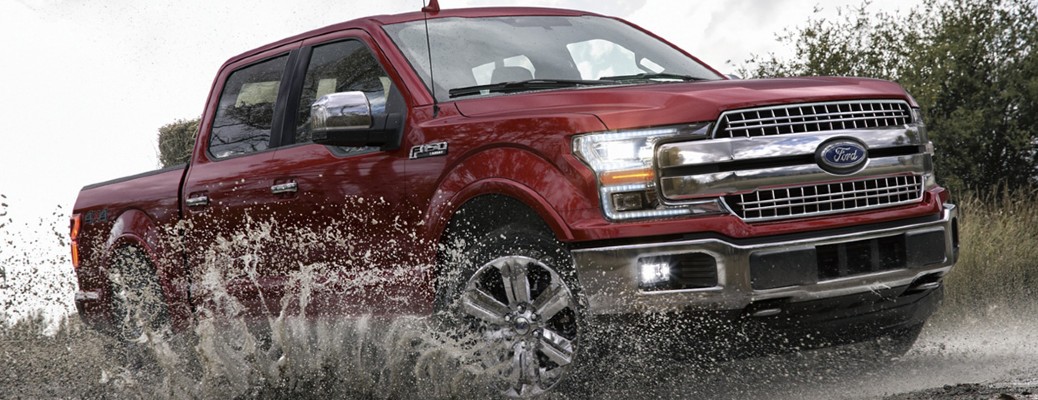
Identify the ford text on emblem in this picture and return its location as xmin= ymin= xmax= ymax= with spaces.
xmin=816 ymin=138 xmax=868 ymax=174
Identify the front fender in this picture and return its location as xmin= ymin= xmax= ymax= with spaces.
xmin=423 ymin=147 xmax=594 ymax=245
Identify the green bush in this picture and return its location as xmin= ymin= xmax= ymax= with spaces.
xmin=742 ymin=0 xmax=1038 ymax=195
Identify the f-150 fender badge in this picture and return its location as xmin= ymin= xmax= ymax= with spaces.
xmin=409 ymin=142 xmax=449 ymax=160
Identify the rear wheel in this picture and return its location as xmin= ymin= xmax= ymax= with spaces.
xmin=107 ymin=246 xmax=169 ymax=342
xmin=438 ymin=224 xmax=582 ymax=398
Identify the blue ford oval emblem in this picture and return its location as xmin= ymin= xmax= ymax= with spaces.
xmin=816 ymin=139 xmax=868 ymax=174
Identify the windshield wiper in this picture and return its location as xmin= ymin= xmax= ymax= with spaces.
xmin=448 ymin=79 xmax=613 ymax=98
xmin=598 ymin=73 xmax=710 ymax=82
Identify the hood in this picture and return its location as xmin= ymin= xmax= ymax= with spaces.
xmin=453 ymin=77 xmax=914 ymax=131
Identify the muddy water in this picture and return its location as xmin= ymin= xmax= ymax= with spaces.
xmin=3 ymin=308 xmax=1036 ymax=399
xmin=2 ymin=203 xmax=1037 ymax=399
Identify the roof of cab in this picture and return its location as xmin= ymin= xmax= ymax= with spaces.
xmin=220 ymin=7 xmax=599 ymax=69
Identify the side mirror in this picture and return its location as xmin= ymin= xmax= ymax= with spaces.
xmin=311 ymin=92 xmax=379 ymax=146
xmin=312 ymin=91 xmax=372 ymax=131
xmin=310 ymin=90 xmax=405 ymax=149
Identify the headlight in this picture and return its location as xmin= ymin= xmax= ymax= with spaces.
xmin=573 ymin=124 xmax=708 ymax=184
xmin=911 ymin=107 xmax=938 ymax=189
xmin=573 ymin=124 xmax=724 ymax=221
xmin=911 ymin=107 xmax=929 ymax=141
xmin=910 ymin=107 xmax=924 ymax=125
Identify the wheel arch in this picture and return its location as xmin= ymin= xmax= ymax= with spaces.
xmin=102 ymin=209 xmax=163 ymax=274
xmin=100 ymin=208 xmax=187 ymax=330
xmin=433 ymin=182 xmax=572 ymax=265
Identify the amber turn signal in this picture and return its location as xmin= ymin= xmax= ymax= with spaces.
xmin=70 ymin=214 xmax=81 ymax=269
xmin=600 ymin=168 xmax=654 ymax=185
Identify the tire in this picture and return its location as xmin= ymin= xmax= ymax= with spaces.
xmin=106 ymin=246 xmax=170 ymax=342
xmin=436 ymin=224 xmax=583 ymax=398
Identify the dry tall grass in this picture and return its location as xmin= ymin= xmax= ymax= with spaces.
xmin=941 ymin=188 xmax=1038 ymax=318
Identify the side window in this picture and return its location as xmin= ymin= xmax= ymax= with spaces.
xmin=208 ymin=55 xmax=288 ymax=159
xmin=296 ymin=40 xmax=392 ymax=144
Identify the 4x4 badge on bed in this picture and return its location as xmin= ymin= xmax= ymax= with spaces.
xmin=816 ymin=138 xmax=868 ymax=174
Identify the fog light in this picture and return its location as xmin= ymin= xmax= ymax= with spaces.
xmin=640 ymin=262 xmax=671 ymax=286
xmin=611 ymin=192 xmax=645 ymax=211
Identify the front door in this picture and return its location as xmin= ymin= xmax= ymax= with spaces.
xmin=265 ymin=34 xmax=426 ymax=316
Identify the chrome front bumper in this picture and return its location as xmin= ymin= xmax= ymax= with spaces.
xmin=571 ymin=204 xmax=958 ymax=315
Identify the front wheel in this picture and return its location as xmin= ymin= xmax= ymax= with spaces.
xmin=438 ymin=225 xmax=582 ymax=398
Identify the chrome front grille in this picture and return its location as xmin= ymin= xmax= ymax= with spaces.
xmin=724 ymin=175 xmax=924 ymax=222
xmin=714 ymin=100 xmax=913 ymax=139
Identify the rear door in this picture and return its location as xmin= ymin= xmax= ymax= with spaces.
xmin=181 ymin=45 xmax=299 ymax=316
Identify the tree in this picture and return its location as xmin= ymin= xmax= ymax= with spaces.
xmin=157 ymin=118 xmax=200 ymax=168
xmin=742 ymin=0 xmax=1038 ymax=194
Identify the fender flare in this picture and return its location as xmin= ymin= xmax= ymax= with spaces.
xmin=422 ymin=147 xmax=587 ymax=249
xmin=103 ymin=209 xmax=163 ymax=270
xmin=100 ymin=208 xmax=189 ymax=329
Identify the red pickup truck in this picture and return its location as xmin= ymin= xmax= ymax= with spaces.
xmin=70 ymin=6 xmax=958 ymax=396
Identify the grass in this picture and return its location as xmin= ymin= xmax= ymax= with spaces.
xmin=939 ymin=187 xmax=1038 ymax=320
xmin=0 ymin=314 xmax=123 ymax=398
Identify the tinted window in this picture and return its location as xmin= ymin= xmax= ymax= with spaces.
xmin=209 ymin=55 xmax=288 ymax=159
xmin=295 ymin=40 xmax=392 ymax=144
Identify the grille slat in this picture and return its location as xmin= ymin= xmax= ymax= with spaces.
xmin=739 ymin=186 xmax=920 ymax=212
xmin=725 ymin=175 xmax=924 ymax=222
xmin=716 ymin=100 xmax=913 ymax=139
xmin=737 ymin=182 xmax=920 ymax=209
xmin=724 ymin=110 xmax=908 ymax=128
xmin=725 ymin=114 xmax=908 ymax=133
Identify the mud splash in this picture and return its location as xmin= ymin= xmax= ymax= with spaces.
xmin=0 ymin=197 xmax=78 ymax=328
xmin=2 ymin=198 xmax=524 ymax=399
xmin=3 ymin=196 xmax=1038 ymax=399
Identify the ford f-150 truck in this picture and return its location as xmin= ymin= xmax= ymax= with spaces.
xmin=70 ymin=5 xmax=959 ymax=397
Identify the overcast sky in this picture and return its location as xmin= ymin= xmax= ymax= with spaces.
xmin=0 ymin=0 xmax=921 ymax=240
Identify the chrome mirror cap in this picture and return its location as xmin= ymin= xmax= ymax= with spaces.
xmin=311 ymin=91 xmax=372 ymax=132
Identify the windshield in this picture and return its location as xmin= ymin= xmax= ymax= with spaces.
xmin=383 ymin=15 xmax=723 ymax=101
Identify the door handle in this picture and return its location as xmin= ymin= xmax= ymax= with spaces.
xmin=185 ymin=195 xmax=209 ymax=207
xmin=271 ymin=182 xmax=298 ymax=194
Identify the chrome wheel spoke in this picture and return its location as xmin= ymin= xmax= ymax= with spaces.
xmin=461 ymin=288 xmax=509 ymax=325
xmin=500 ymin=261 xmax=532 ymax=306
xmin=509 ymin=341 xmax=540 ymax=391
xmin=506 ymin=342 xmax=525 ymax=389
xmin=538 ymin=329 xmax=574 ymax=367
xmin=537 ymin=365 xmax=563 ymax=385
xmin=532 ymin=282 xmax=571 ymax=321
